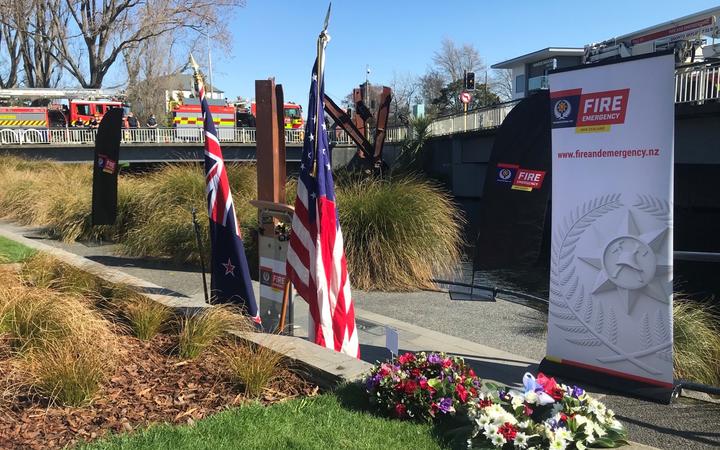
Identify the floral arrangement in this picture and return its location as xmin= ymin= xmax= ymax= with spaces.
xmin=468 ymin=372 xmax=628 ymax=449
xmin=365 ymin=352 xmax=482 ymax=421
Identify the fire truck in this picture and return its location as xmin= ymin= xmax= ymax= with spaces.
xmin=0 ymin=88 xmax=124 ymax=130
xmin=244 ymin=101 xmax=304 ymax=129
xmin=171 ymin=98 xmax=236 ymax=140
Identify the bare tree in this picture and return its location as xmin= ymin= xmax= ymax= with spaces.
xmin=1 ymin=1 xmax=67 ymax=88
xmin=431 ymin=37 xmax=485 ymax=84
xmin=389 ymin=72 xmax=418 ymax=126
xmin=0 ymin=18 xmax=21 ymax=88
xmin=491 ymin=69 xmax=513 ymax=102
xmin=418 ymin=68 xmax=445 ymax=115
xmin=50 ymin=0 xmax=245 ymax=88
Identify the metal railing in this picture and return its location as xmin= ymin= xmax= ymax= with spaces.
xmin=428 ymin=100 xmax=521 ymax=137
xmin=675 ymin=62 xmax=720 ymax=104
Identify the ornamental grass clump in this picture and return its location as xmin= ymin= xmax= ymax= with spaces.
xmin=122 ymin=163 xmax=257 ymax=264
xmin=337 ymin=176 xmax=464 ymax=291
xmin=120 ymin=294 xmax=172 ymax=340
xmin=365 ymin=352 xmax=482 ymax=421
xmin=673 ymin=296 xmax=720 ymax=386
xmin=224 ymin=340 xmax=287 ymax=398
xmin=177 ymin=306 xmax=252 ymax=359
xmin=20 ymin=253 xmax=107 ymax=301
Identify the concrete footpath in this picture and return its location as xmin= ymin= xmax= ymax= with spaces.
xmin=2 ymin=222 xmax=719 ymax=449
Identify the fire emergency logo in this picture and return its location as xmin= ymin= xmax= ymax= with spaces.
xmin=553 ymin=99 xmax=572 ymax=120
xmin=550 ymin=88 xmax=630 ymax=133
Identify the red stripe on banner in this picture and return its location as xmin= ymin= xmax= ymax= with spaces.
xmin=560 ymin=358 xmax=674 ymax=388
xmin=551 ymin=88 xmax=582 ymax=98
xmin=318 ymin=197 xmax=340 ymax=351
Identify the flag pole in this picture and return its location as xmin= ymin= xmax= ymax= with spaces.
xmin=192 ymin=207 xmax=210 ymax=303
xmin=312 ymin=3 xmax=332 ymax=177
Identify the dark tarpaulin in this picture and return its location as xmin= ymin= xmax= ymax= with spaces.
xmin=91 ymin=108 xmax=123 ymax=226
xmin=473 ymin=91 xmax=552 ymax=270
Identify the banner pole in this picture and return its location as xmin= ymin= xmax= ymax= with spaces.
xmin=192 ymin=207 xmax=210 ymax=303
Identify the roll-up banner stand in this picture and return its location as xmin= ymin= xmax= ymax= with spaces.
xmin=540 ymin=52 xmax=675 ymax=403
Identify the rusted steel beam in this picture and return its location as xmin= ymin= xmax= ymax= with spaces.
xmin=372 ymin=86 xmax=392 ymax=161
xmin=323 ymin=93 xmax=373 ymax=159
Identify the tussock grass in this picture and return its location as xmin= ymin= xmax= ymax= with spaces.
xmin=336 ymin=176 xmax=464 ymax=291
xmin=120 ymin=294 xmax=172 ymax=340
xmin=177 ymin=306 xmax=253 ymax=359
xmin=122 ymin=163 xmax=257 ymax=264
xmin=673 ymin=296 xmax=720 ymax=386
xmin=22 ymin=336 xmax=116 ymax=406
xmin=223 ymin=340 xmax=286 ymax=398
xmin=21 ymin=253 xmax=108 ymax=301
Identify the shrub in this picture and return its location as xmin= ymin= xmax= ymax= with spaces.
xmin=673 ymin=296 xmax=720 ymax=386
xmin=177 ymin=306 xmax=252 ymax=359
xmin=121 ymin=294 xmax=172 ymax=340
xmin=223 ymin=340 xmax=286 ymax=398
xmin=337 ymin=176 xmax=464 ymax=291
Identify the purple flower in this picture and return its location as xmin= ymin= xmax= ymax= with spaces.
xmin=438 ymin=397 xmax=453 ymax=413
xmin=428 ymin=353 xmax=442 ymax=365
xmin=571 ymin=386 xmax=585 ymax=398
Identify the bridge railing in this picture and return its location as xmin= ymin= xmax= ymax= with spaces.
xmin=675 ymin=62 xmax=720 ymax=104
xmin=428 ymin=100 xmax=521 ymax=137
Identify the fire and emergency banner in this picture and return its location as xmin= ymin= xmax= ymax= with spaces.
xmin=544 ymin=54 xmax=675 ymax=398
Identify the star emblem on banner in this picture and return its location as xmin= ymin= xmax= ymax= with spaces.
xmin=222 ymin=258 xmax=236 ymax=276
xmin=578 ymin=210 xmax=670 ymax=314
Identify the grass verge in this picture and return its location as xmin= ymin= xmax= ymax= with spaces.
xmin=80 ymin=384 xmax=444 ymax=450
xmin=0 ymin=236 xmax=35 ymax=263
xmin=121 ymin=294 xmax=172 ymax=340
xmin=223 ymin=341 xmax=286 ymax=398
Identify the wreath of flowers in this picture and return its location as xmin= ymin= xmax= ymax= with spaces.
xmin=365 ymin=352 xmax=482 ymax=421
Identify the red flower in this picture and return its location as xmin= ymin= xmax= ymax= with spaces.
xmin=470 ymin=387 xmax=478 ymax=397
xmin=410 ymin=368 xmax=421 ymax=378
xmin=442 ymin=359 xmax=453 ymax=368
xmin=468 ymin=368 xmax=476 ymax=378
xmin=537 ymin=373 xmax=565 ymax=401
xmin=398 ymin=353 xmax=416 ymax=365
xmin=394 ymin=403 xmax=407 ymax=418
xmin=478 ymin=398 xmax=493 ymax=408
xmin=419 ymin=379 xmax=435 ymax=395
xmin=498 ymin=422 xmax=518 ymax=440
xmin=455 ymin=384 xmax=468 ymax=402
xmin=430 ymin=402 xmax=439 ymax=417
xmin=524 ymin=404 xmax=534 ymax=416
xmin=404 ymin=380 xmax=419 ymax=395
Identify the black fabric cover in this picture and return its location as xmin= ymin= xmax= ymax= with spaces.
xmin=91 ymin=108 xmax=123 ymax=226
xmin=473 ymin=92 xmax=552 ymax=270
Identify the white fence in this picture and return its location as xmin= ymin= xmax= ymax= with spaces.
xmin=428 ymin=101 xmax=520 ymax=137
xmin=675 ymin=63 xmax=720 ymax=104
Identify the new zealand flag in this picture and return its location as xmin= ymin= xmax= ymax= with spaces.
xmin=195 ymin=76 xmax=259 ymax=321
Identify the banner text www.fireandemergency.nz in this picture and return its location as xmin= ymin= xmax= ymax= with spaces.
xmin=557 ymin=148 xmax=660 ymax=159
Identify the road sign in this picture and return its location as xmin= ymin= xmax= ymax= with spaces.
xmin=460 ymin=91 xmax=472 ymax=104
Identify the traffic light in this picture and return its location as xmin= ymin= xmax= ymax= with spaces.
xmin=465 ymin=72 xmax=475 ymax=90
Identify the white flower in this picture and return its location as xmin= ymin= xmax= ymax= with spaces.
xmin=549 ymin=439 xmax=567 ymax=450
xmin=511 ymin=392 xmax=525 ymax=408
xmin=518 ymin=420 xmax=532 ymax=430
xmin=484 ymin=423 xmax=499 ymax=437
xmin=514 ymin=432 xmax=529 ymax=448
xmin=611 ymin=419 xmax=623 ymax=429
xmin=585 ymin=433 xmax=596 ymax=444
xmin=476 ymin=414 xmax=491 ymax=428
xmin=491 ymin=433 xmax=507 ymax=447
xmin=555 ymin=427 xmax=572 ymax=441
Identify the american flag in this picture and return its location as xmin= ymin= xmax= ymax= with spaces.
xmin=286 ymin=60 xmax=359 ymax=357
xmin=193 ymin=67 xmax=259 ymax=322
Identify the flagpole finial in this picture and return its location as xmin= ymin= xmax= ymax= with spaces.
xmin=189 ymin=53 xmax=204 ymax=95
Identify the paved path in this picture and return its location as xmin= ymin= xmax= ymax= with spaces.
xmin=1 ymin=221 xmax=718 ymax=449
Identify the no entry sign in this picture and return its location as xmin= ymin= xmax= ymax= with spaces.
xmin=460 ymin=91 xmax=472 ymax=104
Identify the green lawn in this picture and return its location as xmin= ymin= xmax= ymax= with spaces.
xmin=0 ymin=236 xmax=35 ymax=263
xmin=82 ymin=385 xmax=449 ymax=450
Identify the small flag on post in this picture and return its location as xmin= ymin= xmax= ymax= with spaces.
xmin=190 ymin=55 xmax=259 ymax=322
xmin=286 ymin=10 xmax=359 ymax=358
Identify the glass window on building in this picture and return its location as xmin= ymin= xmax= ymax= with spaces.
xmin=515 ymin=74 xmax=525 ymax=93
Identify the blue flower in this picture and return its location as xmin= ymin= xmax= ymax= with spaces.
xmin=428 ymin=353 xmax=442 ymax=365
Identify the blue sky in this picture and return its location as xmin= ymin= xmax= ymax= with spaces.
xmin=209 ymin=1 xmax=718 ymax=110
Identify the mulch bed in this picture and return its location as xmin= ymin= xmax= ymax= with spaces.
xmin=0 ymin=334 xmax=317 ymax=450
